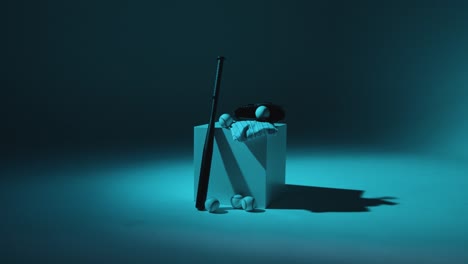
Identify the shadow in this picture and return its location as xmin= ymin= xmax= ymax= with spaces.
xmin=244 ymin=137 xmax=267 ymax=170
xmin=247 ymin=208 xmax=266 ymax=213
xmin=211 ymin=208 xmax=228 ymax=214
xmin=269 ymin=184 xmax=398 ymax=213
xmin=218 ymin=206 xmax=266 ymax=213
xmin=219 ymin=206 xmax=235 ymax=211
xmin=215 ymin=130 xmax=252 ymax=195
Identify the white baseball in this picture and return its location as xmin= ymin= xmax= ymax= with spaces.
xmin=205 ymin=197 xmax=220 ymax=213
xmin=241 ymin=196 xmax=256 ymax=212
xmin=230 ymin=194 xmax=244 ymax=209
xmin=255 ymin=106 xmax=270 ymax=120
xmin=219 ymin=113 xmax=234 ymax=128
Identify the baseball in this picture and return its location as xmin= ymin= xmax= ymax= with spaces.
xmin=230 ymin=194 xmax=244 ymax=209
xmin=255 ymin=105 xmax=270 ymax=120
xmin=241 ymin=196 xmax=256 ymax=212
xmin=219 ymin=113 xmax=234 ymax=128
xmin=205 ymin=197 xmax=220 ymax=213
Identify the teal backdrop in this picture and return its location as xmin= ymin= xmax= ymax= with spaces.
xmin=2 ymin=2 xmax=468 ymax=264
xmin=2 ymin=0 xmax=468 ymax=158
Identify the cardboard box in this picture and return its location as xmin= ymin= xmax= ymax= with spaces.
xmin=194 ymin=123 xmax=286 ymax=208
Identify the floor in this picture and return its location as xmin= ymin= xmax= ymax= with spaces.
xmin=1 ymin=147 xmax=467 ymax=264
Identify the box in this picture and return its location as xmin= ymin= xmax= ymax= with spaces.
xmin=193 ymin=122 xmax=287 ymax=209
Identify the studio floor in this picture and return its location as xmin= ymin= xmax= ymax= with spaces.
xmin=1 ymin=147 xmax=467 ymax=264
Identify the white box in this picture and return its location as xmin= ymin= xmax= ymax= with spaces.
xmin=193 ymin=122 xmax=286 ymax=209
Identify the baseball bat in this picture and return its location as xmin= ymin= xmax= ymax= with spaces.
xmin=195 ymin=56 xmax=225 ymax=211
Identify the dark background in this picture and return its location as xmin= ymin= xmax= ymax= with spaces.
xmin=2 ymin=2 xmax=468 ymax=264
xmin=2 ymin=0 xmax=468 ymax=158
